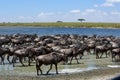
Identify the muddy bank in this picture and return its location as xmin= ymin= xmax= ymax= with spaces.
xmin=0 ymin=67 xmax=120 ymax=80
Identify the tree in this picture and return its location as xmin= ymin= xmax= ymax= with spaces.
xmin=78 ymin=19 xmax=85 ymax=22
xmin=56 ymin=20 xmax=63 ymax=23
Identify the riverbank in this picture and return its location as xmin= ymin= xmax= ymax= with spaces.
xmin=0 ymin=67 xmax=120 ymax=80
xmin=0 ymin=22 xmax=120 ymax=28
xmin=0 ymin=54 xmax=120 ymax=80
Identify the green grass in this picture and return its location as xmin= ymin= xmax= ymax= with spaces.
xmin=0 ymin=22 xmax=120 ymax=28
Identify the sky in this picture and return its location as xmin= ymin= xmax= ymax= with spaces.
xmin=0 ymin=0 xmax=120 ymax=22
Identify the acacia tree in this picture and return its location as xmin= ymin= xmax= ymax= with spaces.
xmin=78 ymin=19 xmax=85 ymax=22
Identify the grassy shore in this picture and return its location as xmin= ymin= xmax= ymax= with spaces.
xmin=0 ymin=22 xmax=120 ymax=28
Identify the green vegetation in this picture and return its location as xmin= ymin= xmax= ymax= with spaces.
xmin=0 ymin=22 xmax=120 ymax=28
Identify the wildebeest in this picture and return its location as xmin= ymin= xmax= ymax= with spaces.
xmin=95 ymin=45 xmax=108 ymax=59
xmin=111 ymin=48 xmax=120 ymax=61
xmin=35 ymin=51 xmax=67 ymax=75
xmin=12 ymin=47 xmax=33 ymax=67
xmin=0 ymin=47 xmax=10 ymax=64
xmin=60 ymin=46 xmax=83 ymax=64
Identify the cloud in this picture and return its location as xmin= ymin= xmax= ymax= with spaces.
xmin=70 ymin=10 xmax=80 ymax=14
xmin=37 ymin=12 xmax=54 ymax=18
xmin=17 ymin=16 xmax=34 ymax=20
xmin=81 ymin=9 xmax=108 ymax=22
xmin=94 ymin=0 xmax=120 ymax=7
xmin=110 ymin=11 xmax=120 ymax=15
xmin=82 ymin=9 xmax=107 ymax=16
xmin=85 ymin=9 xmax=96 ymax=13
xmin=106 ymin=0 xmax=120 ymax=3
xmin=17 ymin=16 xmax=25 ymax=19
xmin=101 ymin=2 xmax=114 ymax=7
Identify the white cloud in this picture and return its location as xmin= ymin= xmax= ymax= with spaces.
xmin=110 ymin=11 xmax=120 ymax=15
xmin=85 ymin=9 xmax=96 ymax=13
xmin=17 ymin=16 xmax=25 ymax=19
xmin=37 ymin=12 xmax=54 ymax=18
xmin=106 ymin=0 xmax=120 ymax=3
xmin=17 ymin=16 xmax=34 ymax=20
xmin=82 ymin=9 xmax=108 ymax=17
xmin=98 ymin=0 xmax=120 ymax=7
xmin=101 ymin=2 xmax=114 ymax=7
xmin=70 ymin=10 xmax=80 ymax=14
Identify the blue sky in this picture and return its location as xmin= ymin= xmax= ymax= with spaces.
xmin=0 ymin=0 xmax=120 ymax=22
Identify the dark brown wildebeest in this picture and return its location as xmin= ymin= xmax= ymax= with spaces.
xmin=60 ymin=46 xmax=82 ymax=64
xmin=111 ymin=48 xmax=120 ymax=61
xmin=95 ymin=45 xmax=108 ymax=59
xmin=12 ymin=47 xmax=33 ymax=67
xmin=0 ymin=47 xmax=10 ymax=64
xmin=35 ymin=52 xmax=67 ymax=75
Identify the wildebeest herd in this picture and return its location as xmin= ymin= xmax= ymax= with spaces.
xmin=0 ymin=33 xmax=120 ymax=75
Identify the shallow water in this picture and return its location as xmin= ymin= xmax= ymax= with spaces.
xmin=60 ymin=67 xmax=98 ymax=74
xmin=0 ymin=64 xmax=13 ymax=71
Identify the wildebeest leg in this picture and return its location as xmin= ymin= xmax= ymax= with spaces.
xmin=118 ymin=54 xmax=120 ymax=61
xmin=36 ymin=60 xmax=42 ymax=75
xmin=28 ymin=56 xmax=31 ymax=66
xmin=1 ymin=55 xmax=5 ymax=65
xmin=75 ymin=56 xmax=79 ymax=64
xmin=55 ymin=64 xmax=58 ymax=74
xmin=36 ymin=63 xmax=42 ymax=75
xmin=23 ymin=57 xmax=27 ymax=62
xmin=46 ymin=64 xmax=53 ymax=74
xmin=96 ymin=53 xmax=99 ymax=59
xmin=7 ymin=55 xmax=11 ymax=64
xmin=12 ymin=55 xmax=17 ymax=67
xmin=19 ymin=57 xmax=25 ymax=66
xmin=107 ymin=51 xmax=111 ymax=57
xmin=36 ymin=64 xmax=39 ymax=75
xmin=105 ymin=52 xmax=108 ymax=58
xmin=79 ymin=53 xmax=83 ymax=59
xmin=69 ymin=57 xmax=73 ymax=64
xmin=100 ymin=52 xmax=104 ymax=58
xmin=95 ymin=50 xmax=99 ymax=59
xmin=0 ymin=56 xmax=4 ymax=65
xmin=112 ymin=53 xmax=116 ymax=61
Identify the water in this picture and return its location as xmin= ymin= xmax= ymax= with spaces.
xmin=0 ymin=27 xmax=120 ymax=36
xmin=0 ymin=64 xmax=13 ymax=71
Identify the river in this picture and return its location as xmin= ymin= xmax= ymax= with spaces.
xmin=0 ymin=27 xmax=120 ymax=37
